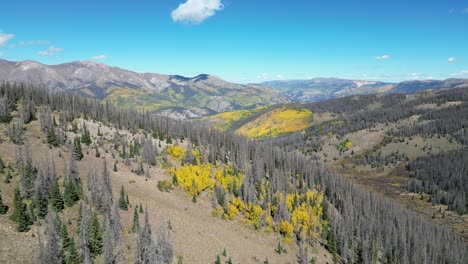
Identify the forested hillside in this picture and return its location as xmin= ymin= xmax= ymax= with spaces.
xmin=1 ymin=82 xmax=467 ymax=263
xmin=253 ymin=89 xmax=468 ymax=239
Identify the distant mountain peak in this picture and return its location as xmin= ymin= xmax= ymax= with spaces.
xmin=0 ymin=58 xmax=288 ymax=118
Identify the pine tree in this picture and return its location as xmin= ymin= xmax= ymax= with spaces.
xmin=215 ymin=255 xmax=221 ymax=264
xmin=0 ymin=189 xmax=9 ymax=214
xmin=132 ymin=207 xmax=140 ymax=233
xmin=4 ymin=170 xmax=12 ymax=183
xmin=60 ymin=220 xmax=72 ymax=251
xmin=73 ymin=137 xmax=84 ymax=161
xmin=28 ymin=203 xmax=36 ymax=222
xmin=81 ymin=124 xmax=92 ymax=146
xmin=0 ymin=157 xmax=4 ymax=173
xmin=71 ymin=122 xmax=78 ymax=134
xmin=35 ymin=190 xmax=49 ymax=219
xmin=65 ymin=238 xmax=80 ymax=264
xmin=139 ymin=203 xmax=143 ymax=214
xmin=113 ymin=162 xmax=118 ymax=172
xmin=118 ymin=186 xmax=128 ymax=211
xmin=88 ymin=212 xmax=104 ymax=258
xmin=50 ymin=179 xmax=64 ymax=212
xmin=47 ymin=127 xmax=59 ymax=147
xmin=64 ymin=180 xmax=79 ymax=207
xmin=16 ymin=202 xmax=31 ymax=232
xmin=9 ymin=187 xmax=32 ymax=232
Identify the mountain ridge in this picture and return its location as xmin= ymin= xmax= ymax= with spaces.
xmin=260 ymin=77 xmax=468 ymax=102
xmin=0 ymin=59 xmax=288 ymax=119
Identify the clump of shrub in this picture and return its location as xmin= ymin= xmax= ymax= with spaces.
xmin=157 ymin=180 xmax=173 ymax=192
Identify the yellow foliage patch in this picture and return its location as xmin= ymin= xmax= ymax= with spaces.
xmin=237 ymin=107 xmax=313 ymax=138
xmin=278 ymin=220 xmax=294 ymax=242
xmin=173 ymin=163 xmax=215 ymax=196
xmin=167 ymin=145 xmax=184 ymax=160
xmin=209 ymin=106 xmax=268 ymax=130
xmin=214 ymin=167 xmax=244 ymax=194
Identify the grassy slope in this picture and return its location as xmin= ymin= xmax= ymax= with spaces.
xmin=0 ymin=114 xmax=333 ymax=263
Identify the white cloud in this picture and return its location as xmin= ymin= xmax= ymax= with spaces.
xmin=37 ymin=46 xmax=63 ymax=56
xmin=463 ymin=8 xmax=468 ymax=13
xmin=276 ymin=74 xmax=284 ymax=79
xmin=451 ymin=70 xmax=468 ymax=77
xmin=375 ymin=54 xmax=391 ymax=60
xmin=448 ymin=57 xmax=457 ymax=62
xmin=91 ymin=54 xmax=107 ymax=60
xmin=0 ymin=32 xmax=14 ymax=48
xmin=0 ymin=52 xmax=4 ymax=57
xmin=256 ymin=73 xmax=268 ymax=80
xmin=9 ymin=40 xmax=50 ymax=49
xmin=171 ymin=0 xmax=223 ymax=24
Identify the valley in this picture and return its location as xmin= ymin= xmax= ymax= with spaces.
xmin=0 ymin=81 xmax=467 ymax=264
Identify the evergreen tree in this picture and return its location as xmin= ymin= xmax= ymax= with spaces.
xmin=60 ymin=220 xmax=72 ymax=251
xmin=73 ymin=137 xmax=84 ymax=161
xmin=0 ymin=189 xmax=9 ymax=214
xmin=47 ymin=127 xmax=59 ymax=147
xmin=4 ymin=170 xmax=12 ymax=183
xmin=16 ymin=202 xmax=31 ymax=232
xmin=64 ymin=180 xmax=79 ymax=207
xmin=327 ymin=230 xmax=338 ymax=264
xmin=81 ymin=124 xmax=92 ymax=146
xmin=35 ymin=190 xmax=49 ymax=219
xmin=132 ymin=207 xmax=140 ymax=233
xmin=0 ymin=157 xmax=4 ymax=173
xmin=95 ymin=146 xmax=101 ymax=158
xmin=139 ymin=203 xmax=143 ymax=214
xmin=113 ymin=162 xmax=118 ymax=172
xmin=28 ymin=203 xmax=36 ymax=222
xmin=215 ymin=255 xmax=221 ymax=264
xmin=50 ymin=179 xmax=64 ymax=212
xmin=71 ymin=122 xmax=78 ymax=134
xmin=118 ymin=186 xmax=128 ymax=211
xmin=65 ymin=238 xmax=80 ymax=264
xmin=9 ymin=187 xmax=32 ymax=232
xmin=354 ymin=242 xmax=364 ymax=264
xmin=88 ymin=212 xmax=104 ymax=258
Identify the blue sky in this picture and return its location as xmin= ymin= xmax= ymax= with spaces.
xmin=1 ymin=0 xmax=468 ymax=83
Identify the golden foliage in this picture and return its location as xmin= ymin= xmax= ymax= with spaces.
xmin=167 ymin=145 xmax=184 ymax=160
xmin=209 ymin=106 xmax=268 ymax=130
xmin=237 ymin=107 xmax=313 ymax=138
xmin=278 ymin=220 xmax=294 ymax=242
xmin=214 ymin=167 xmax=244 ymax=194
xmin=174 ymin=163 xmax=215 ymax=196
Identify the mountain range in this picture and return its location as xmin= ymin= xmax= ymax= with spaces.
xmin=1 ymin=59 xmax=467 ymax=118
xmin=262 ymin=78 xmax=468 ymax=102
xmin=0 ymin=59 xmax=287 ymax=119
